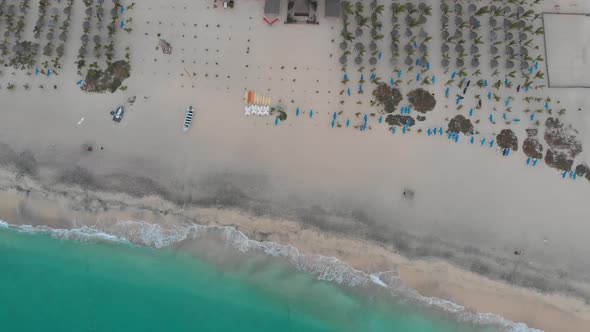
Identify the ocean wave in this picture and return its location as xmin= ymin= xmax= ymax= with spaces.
xmin=0 ymin=219 xmax=542 ymax=332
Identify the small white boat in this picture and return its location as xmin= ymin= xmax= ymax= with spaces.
xmin=182 ymin=106 xmax=194 ymax=131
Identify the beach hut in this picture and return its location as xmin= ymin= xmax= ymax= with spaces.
xmin=159 ymin=39 xmax=172 ymax=54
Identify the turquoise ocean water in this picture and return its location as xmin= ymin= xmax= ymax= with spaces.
xmin=0 ymin=222 xmax=521 ymax=332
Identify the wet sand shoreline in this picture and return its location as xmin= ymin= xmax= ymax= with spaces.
xmin=0 ymin=165 xmax=588 ymax=331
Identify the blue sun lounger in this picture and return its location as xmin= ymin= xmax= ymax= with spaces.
xmin=562 ymin=171 xmax=567 ymax=178
xmin=296 ymin=108 xmax=300 ymax=116
xmin=331 ymin=120 xmax=335 ymax=128
xmin=439 ymin=127 xmax=443 ymax=135
xmin=378 ymin=116 xmax=383 ymax=124
xmin=346 ymin=119 xmax=350 ymax=127
xmin=469 ymin=108 xmax=473 ymax=117
xmin=275 ymin=117 xmax=279 ymax=126
xmin=451 ymin=71 xmax=456 ymax=79
xmin=431 ymin=75 xmax=435 ymax=83
xmin=480 ymin=138 xmax=486 ymax=146
xmin=489 ymin=114 xmax=493 ymax=123
xmin=489 ymin=139 xmax=494 ymax=148
xmin=427 ymin=128 xmax=431 ymax=136
xmin=470 ymin=136 xmax=474 ymax=144
xmin=526 ymin=157 xmax=531 ymax=165
xmin=310 ymin=110 xmax=314 ymax=118
xmin=532 ymin=159 xmax=538 ymax=166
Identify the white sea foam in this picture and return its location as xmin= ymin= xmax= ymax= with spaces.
xmin=0 ymin=219 xmax=543 ymax=332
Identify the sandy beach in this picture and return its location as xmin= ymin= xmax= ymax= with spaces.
xmin=1 ymin=0 xmax=590 ymax=331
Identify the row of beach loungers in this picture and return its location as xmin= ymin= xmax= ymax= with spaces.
xmin=245 ymin=105 xmax=271 ymax=116
xmin=244 ymin=90 xmax=272 ymax=116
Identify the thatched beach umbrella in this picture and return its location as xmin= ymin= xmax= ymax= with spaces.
xmin=455 ymin=17 xmax=463 ymax=25
xmin=455 ymin=44 xmax=465 ymax=53
xmin=471 ymin=45 xmax=479 ymax=54
xmin=490 ymin=46 xmax=498 ymax=55
xmin=441 ymin=44 xmax=449 ymax=53
xmin=340 ymin=41 xmax=348 ymax=50
xmin=468 ymin=4 xmax=476 ymax=13
xmin=369 ymin=42 xmax=377 ymax=51
xmin=369 ymin=57 xmax=377 ymax=65
xmin=490 ymin=59 xmax=499 ymax=68
xmin=470 ymin=31 xmax=477 ymax=40
xmin=405 ymin=56 xmax=413 ymax=66
xmin=456 ymin=58 xmax=465 ymax=67
xmin=505 ymin=32 xmax=513 ymax=41
xmin=471 ymin=57 xmax=479 ymax=68
xmin=441 ymin=30 xmax=449 ymax=39
xmin=355 ymin=27 xmax=363 ymax=37
xmin=339 ymin=55 xmax=348 ymax=65
xmin=56 ymin=44 xmax=64 ymax=57
xmin=418 ymin=44 xmax=427 ymax=54
xmin=520 ymin=47 xmax=528 ymax=56
xmin=520 ymin=61 xmax=529 ymax=71
xmin=505 ymin=60 xmax=515 ymax=69
xmin=441 ymin=15 xmax=448 ymax=24
xmin=442 ymin=58 xmax=450 ymax=68
xmin=355 ymin=56 xmax=362 ymax=65
xmin=454 ymin=30 xmax=463 ymax=39
xmin=505 ymin=46 xmax=514 ymax=56
xmin=404 ymin=43 xmax=413 ymax=52
xmin=391 ymin=43 xmax=399 ymax=52
xmin=405 ymin=28 xmax=412 ymax=38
